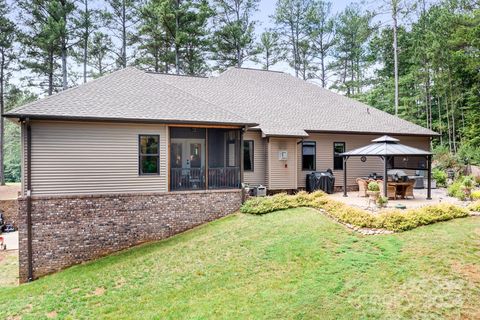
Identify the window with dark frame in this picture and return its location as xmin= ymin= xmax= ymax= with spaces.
xmin=333 ymin=142 xmax=345 ymax=170
xmin=302 ymin=141 xmax=316 ymax=171
xmin=243 ymin=140 xmax=254 ymax=171
xmin=139 ymin=135 xmax=160 ymax=175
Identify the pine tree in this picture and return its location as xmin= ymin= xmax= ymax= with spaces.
xmin=88 ymin=31 xmax=114 ymax=77
xmin=211 ymin=0 xmax=259 ymax=69
xmin=307 ymin=0 xmax=335 ymax=87
xmin=0 ymin=0 xmax=17 ymax=185
xmin=103 ymin=0 xmax=139 ymax=69
xmin=19 ymin=0 xmax=63 ymax=95
xmin=273 ymin=0 xmax=314 ymax=78
xmin=73 ymin=0 xmax=99 ymax=83
xmin=252 ymin=31 xmax=282 ymax=70
xmin=330 ymin=4 xmax=375 ymax=96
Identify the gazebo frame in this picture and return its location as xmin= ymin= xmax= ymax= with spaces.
xmin=340 ymin=136 xmax=432 ymax=200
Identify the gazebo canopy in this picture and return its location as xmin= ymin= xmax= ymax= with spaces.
xmin=340 ymin=135 xmax=432 ymax=157
xmin=339 ymin=135 xmax=432 ymax=200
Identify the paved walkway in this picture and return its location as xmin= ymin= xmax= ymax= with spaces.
xmin=1 ymin=231 xmax=18 ymax=251
xmin=328 ymin=188 xmax=465 ymax=211
xmin=0 ymin=183 xmax=20 ymax=200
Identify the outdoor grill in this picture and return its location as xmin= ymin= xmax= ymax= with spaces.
xmin=306 ymin=170 xmax=335 ymax=194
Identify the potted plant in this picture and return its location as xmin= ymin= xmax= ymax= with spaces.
xmin=376 ymin=196 xmax=388 ymax=208
xmin=367 ymin=181 xmax=381 ymax=202
xmin=462 ymin=176 xmax=474 ymax=200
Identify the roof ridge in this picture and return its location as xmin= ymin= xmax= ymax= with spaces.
xmin=224 ymin=67 xmax=285 ymax=74
xmin=145 ymin=71 xmax=208 ymax=79
xmin=6 ymin=67 xmax=138 ymax=116
xmin=143 ymin=71 xmax=253 ymax=125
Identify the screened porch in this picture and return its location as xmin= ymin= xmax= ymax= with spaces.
xmin=169 ymin=127 xmax=242 ymax=191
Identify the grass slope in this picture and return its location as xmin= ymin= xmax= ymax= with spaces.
xmin=1 ymin=208 xmax=479 ymax=319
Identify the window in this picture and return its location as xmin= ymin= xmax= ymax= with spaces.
xmin=334 ymin=142 xmax=345 ymax=170
xmin=302 ymin=141 xmax=316 ymax=171
xmin=139 ymin=135 xmax=159 ymax=175
xmin=243 ymin=140 xmax=254 ymax=171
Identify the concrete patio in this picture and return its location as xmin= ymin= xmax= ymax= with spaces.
xmin=328 ymin=188 xmax=465 ymax=211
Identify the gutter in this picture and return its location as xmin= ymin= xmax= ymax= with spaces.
xmin=23 ymin=118 xmax=34 ymax=281
xmin=3 ymin=114 xmax=259 ymax=129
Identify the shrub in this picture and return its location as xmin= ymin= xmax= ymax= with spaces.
xmin=447 ymin=176 xmax=477 ymax=200
xmin=377 ymin=196 xmax=388 ymax=207
xmin=447 ymin=180 xmax=469 ymax=200
xmin=433 ymin=145 xmax=462 ymax=171
xmin=468 ymin=201 xmax=480 ymax=212
xmin=367 ymin=181 xmax=380 ymax=192
xmin=240 ymin=191 xmax=326 ymax=215
xmin=432 ymin=168 xmax=447 ymax=187
xmin=472 ymin=190 xmax=480 ymax=200
xmin=462 ymin=175 xmax=475 ymax=188
xmin=241 ymin=192 xmax=470 ymax=232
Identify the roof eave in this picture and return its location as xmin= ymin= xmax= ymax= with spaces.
xmin=340 ymin=152 xmax=432 ymax=157
xmin=305 ymin=129 xmax=440 ymax=137
xmin=3 ymin=113 xmax=259 ymax=128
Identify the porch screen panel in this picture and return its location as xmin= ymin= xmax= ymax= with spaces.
xmin=208 ymin=129 xmax=241 ymax=189
xmin=169 ymin=127 xmax=206 ymax=191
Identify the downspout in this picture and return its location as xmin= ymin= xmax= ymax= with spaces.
xmin=240 ymin=127 xmax=245 ymax=203
xmin=25 ymin=118 xmax=33 ymax=281
xmin=343 ymin=156 xmax=348 ymax=197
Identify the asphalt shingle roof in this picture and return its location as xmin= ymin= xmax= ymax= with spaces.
xmin=5 ymin=68 xmax=255 ymax=126
xmin=152 ymin=68 xmax=438 ymax=137
xmin=6 ymin=67 xmax=438 ymax=137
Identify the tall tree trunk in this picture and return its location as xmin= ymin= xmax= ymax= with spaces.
xmin=122 ymin=0 xmax=127 ymax=68
xmin=320 ymin=45 xmax=326 ymax=88
xmin=175 ymin=0 xmax=180 ymax=73
xmin=392 ymin=0 xmax=399 ymax=116
xmin=438 ymin=96 xmax=443 ymax=145
xmin=266 ymin=48 xmax=270 ymax=70
xmin=48 ymin=50 xmax=54 ymax=96
xmin=0 ymin=52 xmax=5 ymax=185
xmin=83 ymin=0 xmax=89 ymax=83
xmin=61 ymin=0 xmax=68 ymax=90
xmin=445 ymin=94 xmax=452 ymax=152
xmin=61 ymin=44 xmax=67 ymax=90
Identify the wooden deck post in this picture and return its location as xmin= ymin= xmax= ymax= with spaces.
xmin=383 ymin=156 xmax=388 ymax=197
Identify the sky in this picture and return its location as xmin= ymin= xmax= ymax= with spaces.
xmin=244 ymin=0 xmax=381 ymax=74
xmin=7 ymin=0 xmax=390 ymax=93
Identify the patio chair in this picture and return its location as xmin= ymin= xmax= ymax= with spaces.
xmin=404 ymin=180 xmax=415 ymax=199
xmin=378 ymin=181 xmax=397 ymax=200
xmin=356 ymin=178 xmax=368 ymax=197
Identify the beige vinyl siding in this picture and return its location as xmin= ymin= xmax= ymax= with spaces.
xmin=243 ymin=130 xmax=266 ymax=186
xmin=21 ymin=122 xmax=26 ymax=197
xmin=29 ymin=121 xmax=168 ymax=195
xmin=268 ymin=137 xmax=298 ymax=190
xmin=297 ymin=133 xmax=431 ymax=188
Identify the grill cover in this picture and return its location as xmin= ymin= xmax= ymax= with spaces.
xmin=306 ymin=170 xmax=335 ymax=194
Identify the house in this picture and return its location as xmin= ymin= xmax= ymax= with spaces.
xmin=4 ymin=67 xmax=437 ymax=282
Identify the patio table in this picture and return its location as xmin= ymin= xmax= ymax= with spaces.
xmin=388 ymin=182 xmax=411 ymax=199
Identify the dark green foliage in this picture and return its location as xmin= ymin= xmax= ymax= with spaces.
xmin=362 ymin=2 xmax=480 ymax=156
xmin=3 ymin=86 xmax=37 ymax=182
xmin=432 ymin=168 xmax=447 ymax=187
xmin=211 ymin=0 xmax=259 ymax=69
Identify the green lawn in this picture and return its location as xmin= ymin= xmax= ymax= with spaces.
xmin=1 ymin=208 xmax=479 ymax=319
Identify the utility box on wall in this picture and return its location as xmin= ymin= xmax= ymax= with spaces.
xmin=278 ymin=150 xmax=288 ymax=160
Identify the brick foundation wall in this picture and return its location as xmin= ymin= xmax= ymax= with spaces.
xmin=18 ymin=190 xmax=242 ymax=282
xmin=0 ymin=199 xmax=19 ymax=227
